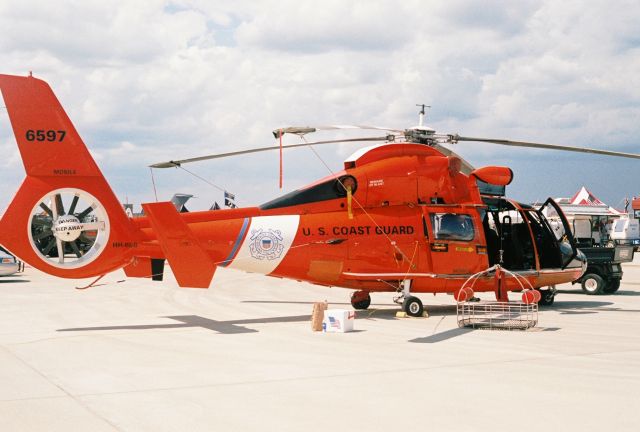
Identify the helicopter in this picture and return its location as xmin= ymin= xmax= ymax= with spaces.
xmin=1 ymin=74 xmax=639 ymax=316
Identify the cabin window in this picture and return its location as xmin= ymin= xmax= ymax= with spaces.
xmin=430 ymin=213 xmax=475 ymax=241
xmin=260 ymin=175 xmax=357 ymax=210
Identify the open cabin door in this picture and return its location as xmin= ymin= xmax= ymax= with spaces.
xmin=538 ymin=198 xmax=578 ymax=269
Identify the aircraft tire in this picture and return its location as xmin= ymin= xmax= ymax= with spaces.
xmin=603 ymin=279 xmax=621 ymax=294
xmin=403 ymin=296 xmax=423 ymax=317
xmin=581 ymin=273 xmax=605 ymax=295
xmin=350 ymin=291 xmax=371 ymax=310
xmin=537 ymin=289 xmax=555 ymax=306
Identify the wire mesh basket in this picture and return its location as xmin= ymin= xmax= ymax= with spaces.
xmin=457 ymin=301 xmax=538 ymax=330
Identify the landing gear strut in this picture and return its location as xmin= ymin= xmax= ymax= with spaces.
xmin=393 ymin=279 xmax=424 ymax=317
xmin=350 ymin=290 xmax=371 ymax=310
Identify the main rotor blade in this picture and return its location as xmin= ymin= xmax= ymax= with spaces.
xmin=272 ymin=125 xmax=403 ymax=138
xmin=149 ymin=136 xmax=390 ymax=168
xmin=454 ymin=136 xmax=640 ymax=160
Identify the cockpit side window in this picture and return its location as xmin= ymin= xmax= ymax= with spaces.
xmin=430 ymin=213 xmax=475 ymax=241
xmin=260 ymin=175 xmax=357 ymax=210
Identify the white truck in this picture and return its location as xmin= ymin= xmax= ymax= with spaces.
xmin=608 ymin=217 xmax=640 ymax=250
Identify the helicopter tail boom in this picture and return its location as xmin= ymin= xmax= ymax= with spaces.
xmin=0 ymin=74 xmax=138 ymax=279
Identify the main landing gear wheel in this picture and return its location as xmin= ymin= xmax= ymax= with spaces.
xmin=581 ymin=273 xmax=605 ymax=295
xmin=402 ymin=296 xmax=424 ymax=317
xmin=603 ymin=279 xmax=621 ymax=294
xmin=350 ymin=291 xmax=371 ymax=310
xmin=537 ymin=288 xmax=556 ymax=306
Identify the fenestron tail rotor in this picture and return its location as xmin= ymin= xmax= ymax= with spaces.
xmin=29 ymin=188 xmax=110 ymax=269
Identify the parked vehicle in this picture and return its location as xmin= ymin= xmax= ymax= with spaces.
xmin=549 ymin=215 xmax=634 ymax=294
xmin=0 ymin=246 xmax=19 ymax=276
xmin=608 ymin=217 xmax=640 ymax=250
xmin=572 ymin=245 xmax=634 ymax=294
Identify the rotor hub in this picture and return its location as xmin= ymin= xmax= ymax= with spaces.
xmin=404 ymin=126 xmax=438 ymax=145
xmin=53 ymin=215 xmax=83 ymax=242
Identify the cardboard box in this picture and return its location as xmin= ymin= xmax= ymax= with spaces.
xmin=323 ymin=309 xmax=355 ymax=333
xmin=311 ymin=301 xmax=328 ymax=331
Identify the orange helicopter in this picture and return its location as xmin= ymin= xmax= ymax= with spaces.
xmin=1 ymin=74 xmax=639 ymax=316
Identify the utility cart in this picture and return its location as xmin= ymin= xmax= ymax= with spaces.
xmin=573 ymin=244 xmax=634 ymax=294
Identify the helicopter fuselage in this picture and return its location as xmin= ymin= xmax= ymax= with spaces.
xmin=128 ymin=142 xmax=585 ymax=294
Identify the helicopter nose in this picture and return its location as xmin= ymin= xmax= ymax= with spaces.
xmin=576 ymin=249 xmax=588 ymax=276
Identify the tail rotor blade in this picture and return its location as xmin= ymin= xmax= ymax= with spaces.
xmin=68 ymin=194 xmax=80 ymax=215
xmin=70 ymin=241 xmax=82 ymax=258
xmin=77 ymin=206 xmax=94 ymax=220
xmin=39 ymin=202 xmax=53 ymax=218
xmin=34 ymin=229 xmax=53 ymax=241
xmin=54 ymin=194 xmax=65 ymax=216
xmin=41 ymin=237 xmax=56 ymax=256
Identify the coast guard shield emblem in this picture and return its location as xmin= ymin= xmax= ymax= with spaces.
xmin=249 ymin=228 xmax=284 ymax=260
xmin=227 ymin=215 xmax=299 ymax=274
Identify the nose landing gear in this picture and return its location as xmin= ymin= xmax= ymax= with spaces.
xmin=402 ymin=296 xmax=424 ymax=317
xmin=393 ymin=279 xmax=424 ymax=317
xmin=350 ymin=280 xmax=424 ymax=317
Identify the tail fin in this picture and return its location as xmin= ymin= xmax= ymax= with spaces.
xmin=0 ymin=74 xmax=137 ymax=278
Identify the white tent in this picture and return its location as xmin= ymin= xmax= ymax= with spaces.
xmin=557 ymin=186 xmax=622 ymax=216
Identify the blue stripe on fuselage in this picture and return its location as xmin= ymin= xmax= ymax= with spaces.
xmin=219 ymin=217 xmax=250 ymax=267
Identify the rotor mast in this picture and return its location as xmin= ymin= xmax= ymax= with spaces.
xmin=416 ymin=104 xmax=430 ymax=127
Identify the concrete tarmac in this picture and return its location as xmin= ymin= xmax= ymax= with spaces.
xmin=1 ymin=258 xmax=639 ymax=432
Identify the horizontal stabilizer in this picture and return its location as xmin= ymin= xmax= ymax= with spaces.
xmin=142 ymin=202 xmax=215 ymax=288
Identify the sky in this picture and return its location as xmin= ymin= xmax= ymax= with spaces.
xmin=1 ymin=0 xmax=639 ymax=213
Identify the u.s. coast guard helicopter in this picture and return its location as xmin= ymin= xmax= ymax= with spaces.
xmin=1 ymin=74 xmax=638 ymax=316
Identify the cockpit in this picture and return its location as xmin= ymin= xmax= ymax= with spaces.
xmin=481 ymin=197 xmax=583 ymax=271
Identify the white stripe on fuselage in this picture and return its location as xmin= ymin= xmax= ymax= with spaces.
xmin=227 ymin=215 xmax=300 ymax=275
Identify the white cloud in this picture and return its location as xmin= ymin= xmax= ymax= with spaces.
xmin=235 ymin=1 xmax=415 ymax=53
